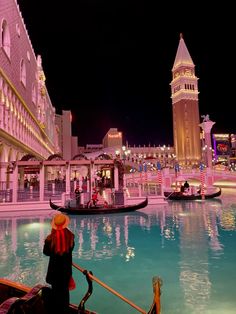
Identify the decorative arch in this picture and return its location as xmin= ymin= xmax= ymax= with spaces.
xmin=47 ymin=154 xmax=64 ymax=161
xmin=95 ymin=153 xmax=112 ymax=160
xmin=0 ymin=144 xmax=12 ymax=163
xmin=72 ymin=154 xmax=88 ymax=160
xmin=0 ymin=144 xmax=6 ymax=162
xmin=20 ymin=154 xmax=38 ymax=161
xmin=8 ymin=147 xmax=18 ymax=162
xmin=15 ymin=152 xmax=21 ymax=161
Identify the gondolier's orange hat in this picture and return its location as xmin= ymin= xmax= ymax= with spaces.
xmin=51 ymin=213 xmax=70 ymax=230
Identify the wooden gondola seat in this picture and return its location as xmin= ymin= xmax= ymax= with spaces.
xmin=0 ymin=285 xmax=52 ymax=314
xmin=0 ymin=297 xmax=23 ymax=314
xmin=17 ymin=284 xmax=49 ymax=314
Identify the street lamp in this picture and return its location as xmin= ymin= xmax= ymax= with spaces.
xmin=115 ymin=150 xmax=120 ymax=159
xmin=121 ymin=146 xmax=131 ymax=163
xmin=73 ymin=169 xmax=78 ymax=181
xmin=122 ymin=146 xmax=126 ymax=163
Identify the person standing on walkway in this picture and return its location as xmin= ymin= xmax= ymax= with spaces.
xmin=74 ymin=186 xmax=82 ymax=208
xmin=43 ymin=213 xmax=75 ymax=314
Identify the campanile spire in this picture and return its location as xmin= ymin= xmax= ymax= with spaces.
xmin=170 ymin=35 xmax=201 ymax=167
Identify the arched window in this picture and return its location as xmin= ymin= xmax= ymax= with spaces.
xmin=1 ymin=19 xmax=11 ymax=58
xmin=16 ymin=23 xmax=21 ymax=37
xmin=32 ymin=83 xmax=36 ymax=104
xmin=20 ymin=59 xmax=26 ymax=86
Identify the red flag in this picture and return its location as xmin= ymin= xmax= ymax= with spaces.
xmin=200 ymin=165 xmax=205 ymax=197
xmin=157 ymin=170 xmax=162 ymax=185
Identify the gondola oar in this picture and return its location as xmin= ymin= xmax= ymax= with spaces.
xmin=72 ymin=262 xmax=146 ymax=314
xmin=165 ymin=190 xmax=176 ymax=199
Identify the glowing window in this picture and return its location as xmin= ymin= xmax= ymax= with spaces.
xmin=32 ymin=83 xmax=36 ymax=104
xmin=20 ymin=59 xmax=26 ymax=86
xmin=1 ymin=19 xmax=11 ymax=58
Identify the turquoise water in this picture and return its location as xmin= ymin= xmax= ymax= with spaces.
xmin=0 ymin=188 xmax=236 ymax=313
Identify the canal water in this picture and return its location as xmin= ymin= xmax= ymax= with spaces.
xmin=0 ymin=188 xmax=235 ymax=313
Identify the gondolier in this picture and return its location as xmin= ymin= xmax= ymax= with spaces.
xmin=74 ymin=186 xmax=82 ymax=207
xmin=164 ymin=187 xmax=221 ymax=201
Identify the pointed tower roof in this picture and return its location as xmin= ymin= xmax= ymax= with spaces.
xmin=172 ymin=33 xmax=194 ymax=70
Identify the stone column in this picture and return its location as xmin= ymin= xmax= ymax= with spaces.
xmin=39 ymin=164 xmax=44 ymax=201
xmin=65 ymin=163 xmax=70 ymax=194
xmin=12 ymin=163 xmax=18 ymax=203
xmin=114 ymin=166 xmax=119 ymax=190
xmin=199 ymin=118 xmax=215 ymax=169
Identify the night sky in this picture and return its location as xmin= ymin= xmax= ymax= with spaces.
xmin=17 ymin=1 xmax=235 ymax=147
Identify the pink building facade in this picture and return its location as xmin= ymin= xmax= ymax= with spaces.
xmin=0 ymin=0 xmax=61 ymax=187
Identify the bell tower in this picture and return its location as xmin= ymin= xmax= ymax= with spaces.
xmin=170 ymin=34 xmax=201 ymax=167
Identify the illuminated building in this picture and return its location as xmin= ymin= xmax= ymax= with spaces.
xmin=55 ymin=110 xmax=78 ymax=160
xmin=0 ymin=1 xmax=58 ymax=160
xmin=102 ymin=128 xmax=123 ymax=148
xmin=0 ymin=0 xmax=76 ymax=189
xmin=0 ymin=1 xmax=57 ymax=163
xmin=170 ymin=34 xmax=201 ymax=167
xmin=212 ymin=133 xmax=232 ymax=168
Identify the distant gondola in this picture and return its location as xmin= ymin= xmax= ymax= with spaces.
xmin=164 ymin=187 xmax=221 ymax=201
xmin=49 ymin=197 xmax=148 ymax=215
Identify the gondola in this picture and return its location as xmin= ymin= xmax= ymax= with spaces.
xmin=164 ymin=187 xmax=221 ymax=201
xmin=49 ymin=197 xmax=148 ymax=215
xmin=0 ymin=277 xmax=95 ymax=314
xmin=0 ymin=263 xmax=162 ymax=314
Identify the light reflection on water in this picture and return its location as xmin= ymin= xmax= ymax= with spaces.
xmin=0 ymin=189 xmax=236 ymax=313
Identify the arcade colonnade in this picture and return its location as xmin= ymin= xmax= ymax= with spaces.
xmin=7 ymin=159 xmax=119 ymax=203
xmin=0 ymin=70 xmax=57 ymax=189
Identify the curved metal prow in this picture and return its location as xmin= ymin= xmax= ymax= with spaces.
xmin=77 ymin=270 xmax=94 ymax=313
xmin=147 ymin=276 xmax=162 ymax=314
xmin=72 ymin=262 xmax=161 ymax=314
xmin=73 ymin=262 xmax=146 ymax=313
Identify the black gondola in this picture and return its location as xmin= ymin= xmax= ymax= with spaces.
xmin=0 ymin=269 xmax=162 ymax=314
xmin=49 ymin=197 xmax=148 ymax=215
xmin=164 ymin=187 xmax=221 ymax=201
xmin=0 ymin=277 xmax=95 ymax=314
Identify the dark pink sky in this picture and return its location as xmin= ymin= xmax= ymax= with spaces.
xmin=17 ymin=0 xmax=235 ymax=146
